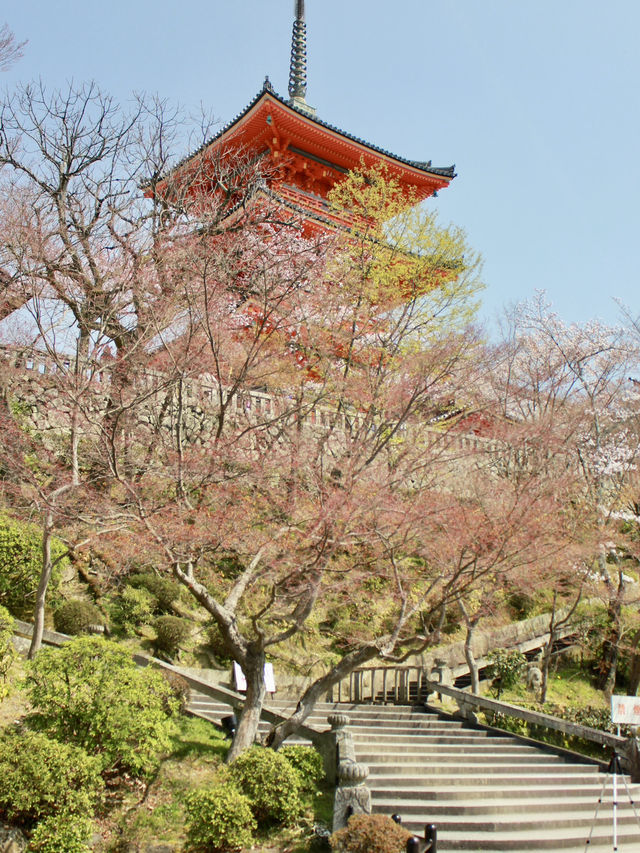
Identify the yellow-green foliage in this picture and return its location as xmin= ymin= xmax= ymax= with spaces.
xmin=278 ymin=745 xmax=324 ymax=793
xmin=26 ymin=637 xmax=178 ymax=777
xmin=0 ymin=516 xmax=69 ymax=618
xmin=185 ymin=785 xmax=256 ymax=852
xmin=328 ymin=164 xmax=484 ymax=330
xmin=27 ymin=811 xmax=94 ymax=853
xmin=0 ymin=729 xmax=103 ymax=827
xmin=228 ymin=745 xmax=303 ymax=825
xmin=127 ymin=572 xmax=182 ymax=613
xmin=113 ymin=585 xmax=155 ymax=635
xmin=0 ymin=605 xmax=17 ymax=696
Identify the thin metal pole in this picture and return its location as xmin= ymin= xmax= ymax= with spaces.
xmin=613 ymin=763 xmax=618 ymax=852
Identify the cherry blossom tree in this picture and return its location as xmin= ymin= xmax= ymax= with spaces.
xmin=85 ymin=167 xmax=579 ymax=757
xmin=491 ymin=293 xmax=640 ymax=695
xmin=0 ymin=81 xmax=271 ymax=651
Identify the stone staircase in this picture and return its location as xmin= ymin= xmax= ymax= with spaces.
xmin=188 ymin=691 xmax=640 ymax=851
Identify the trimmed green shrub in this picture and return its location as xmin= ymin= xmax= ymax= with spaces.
xmin=0 ymin=605 xmax=17 ymax=692
xmin=0 ymin=730 xmax=103 ymax=827
xmin=113 ymin=585 xmax=155 ymax=635
xmin=185 ymin=784 xmax=256 ymax=852
xmin=25 ymin=636 xmax=178 ymax=777
xmin=279 ymin=745 xmax=324 ymax=793
xmin=228 ymin=745 xmax=302 ymax=825
xmin=154 ymin=615 xmax=191 ymax=655
xmin=206 ymin=621 xmax=232 ymax=666
xmin=506 ymin=589 xmax=536 ymax=619
xmin=27 ymin=811 xmax=94 ymax=853
xmin=53 ymin=599 xmax=103 ymax=636
xmin=0 ymin=516 xmax=68 ymax=618
xmin=330 ymin=814 xmax=411 ymax=853
xmin=128 ymin=573 xmax=182 ymax=613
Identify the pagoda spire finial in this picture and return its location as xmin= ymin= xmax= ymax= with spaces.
xmin=288 ymin=0 xmax=316 ymax=116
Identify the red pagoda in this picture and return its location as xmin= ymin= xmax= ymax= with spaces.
xmin=160 ymin=1 xmax=455 ymax=236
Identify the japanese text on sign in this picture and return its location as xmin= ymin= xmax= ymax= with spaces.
xmin=611 ymin=695 xmax=640 ymax=726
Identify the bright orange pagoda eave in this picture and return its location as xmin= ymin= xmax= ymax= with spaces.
xmin=153 ymin=84 xmax=456 ymax=235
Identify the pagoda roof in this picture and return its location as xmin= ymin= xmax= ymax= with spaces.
xmin=167 ymin=82 xmax=455 ymax=200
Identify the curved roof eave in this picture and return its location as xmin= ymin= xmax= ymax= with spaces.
xmin=166 ymin=82 xmax=456 ymax=182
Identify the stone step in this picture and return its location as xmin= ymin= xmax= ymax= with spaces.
xmin=311 ymin=717 xmax=464 ymax=730
xmin=187 ymin=694 xmax=458 ymax=729
xmin=185 ymin=690 xmax=639 ymax=850
xmin=369 ymin=783 xmax=615 ymax=802
xmin=426 ymin=823 xmax=640 ymax=850
xmin=340 ymin=720 xmax=496 ymax=743
xmin=372 ymin=794 xmax=640 ymax=816
xmin=367 ymin=760 xmax=599 ymax=775
xmin=378 ymin=809 xmax=640 ymax=833
xmin=352 ymin=740 xmax=547 ymax=756
xmin=338 ymin=729 xmax=483 ymax=742
xmin=367 ymin=772 xmax=602 ymax=788
xmin=356 ymin=750 xmax=566 ymax=764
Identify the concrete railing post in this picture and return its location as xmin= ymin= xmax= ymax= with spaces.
xmin=428 ymin=659 xmax=452 ymax=703
xmin=620 ymin=736 xmax=640 ymax=783
xmin=328 ymin=713 xmax=371 ymax=832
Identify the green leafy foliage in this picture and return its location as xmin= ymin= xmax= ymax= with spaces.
xmin=53 ymin=599 xmax=103 ymax=636
xmin=330 ymin=814 xmax=411 ymax=853
xmin=154 ymin=615 xmax=191 ymax=655
xmin=482 ymin=710 xmax=528 ymax=736
xmin=185 ymin=784 xmax=256 ymax=852
xmin=0 ymin=516 xmax=68 ymax=618
xmin=486 ymin=648 xmax=527 ymax=699
xmin=27 ymin=811 xmax=94 ymax=853
xmin=0 ymin=729 xmax=103 ymax=827
xmin=128 ymin=572 xmax=182 ymax=613
xmin=0 ymin=605 xmax=17 ymax=694
xmin=279 ymin=745 xmax=324 ymax=793
xmin=228 ymin=745 xmax=302 ymax=825
xmin=25 ymin=637 xmax=178 ymax=777
xmin=113 ymin=585 xmax=155 ymax=635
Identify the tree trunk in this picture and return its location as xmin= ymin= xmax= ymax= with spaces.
xmin=597 ymin=566 xmax=624 ymax=697
xmin=627 ymin=630 xmax=640 ymax=695
xmin=599 ymin=617 xmax=620 ymax=697
xmin=28 ymin=510 xmax=54 ymax=659
xmin=226 ymin=645 xmax=266 ymax=762
xmin=539 ymin=593 xmax=558 ymax=705
xmin=464 ymin=623 xmax=480 ymax=695
xmin=266 ymin=643 xmax=383 ymax=750
xmin=539 ymin=640 xmax=553 ymax=705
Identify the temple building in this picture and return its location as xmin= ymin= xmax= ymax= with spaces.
xmin=161 ymin=0 xmax=455 ymax=236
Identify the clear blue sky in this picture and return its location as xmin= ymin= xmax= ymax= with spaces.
xmin=3 ymin=1 xmax=639 ymax=331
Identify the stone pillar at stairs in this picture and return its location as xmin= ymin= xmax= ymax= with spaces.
xmin=328 ymin=713 xmax=371 ymax=832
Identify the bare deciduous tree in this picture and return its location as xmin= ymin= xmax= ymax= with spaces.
xmin=0 ymin=23 xmax=25 ymax=72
